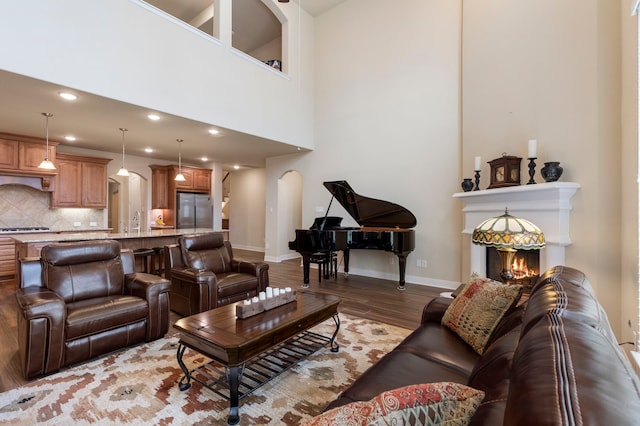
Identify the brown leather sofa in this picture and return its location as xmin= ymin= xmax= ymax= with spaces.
xmin=165 ymin=232 xmax=269 ymax=316
xmin=323 ymin=266 xmax=640 ymax=425
xmin=15 ymin=240 xmax=171 ymax=380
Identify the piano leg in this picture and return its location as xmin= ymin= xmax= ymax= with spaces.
xmin=343 ymin=249 xmax=350 ymax=278
xmin=397 ymin=254 xmax=408 ymax=290
xmin=302 ymin=256 xmax=311 ymax=288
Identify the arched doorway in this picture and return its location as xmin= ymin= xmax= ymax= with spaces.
xmin=108 ymin=172 xmax=148 ymax=233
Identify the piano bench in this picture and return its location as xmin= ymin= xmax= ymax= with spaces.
xmin=308 ymin=251 xmax=337 ymax=281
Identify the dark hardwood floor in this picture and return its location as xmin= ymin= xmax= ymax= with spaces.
xmin=0 ymin=249 xmax=445 ymax=392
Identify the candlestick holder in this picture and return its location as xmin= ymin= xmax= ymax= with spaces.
xmin=527 ymin=157 xmax=537 ymax=184
xmin=474 ymin=170 xmax=481 ymax=191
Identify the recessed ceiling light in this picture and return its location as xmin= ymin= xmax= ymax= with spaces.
xmin=148 ymin=114 xmax=160 ymax=121
xmin=64 ymin=135 xmax=76 ymax=141
xmin=144 ymin=147 xmax=153 ymax=153
xmin=208 ymin=129 xmax=219 ymax=135
xmin=234 ymin=164 xmax=240 ymax=170
xmin=58 ymin=92 xmax=77 ymax=101
xmin=200 ymin=156 xmax=208 ymax=161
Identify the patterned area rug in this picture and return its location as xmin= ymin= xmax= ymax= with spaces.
xmin=0 ymin=314 xmax=410 ymax=425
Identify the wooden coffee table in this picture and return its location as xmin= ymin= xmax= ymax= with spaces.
xmin=173 ymin=291 xmax=341 ymax=425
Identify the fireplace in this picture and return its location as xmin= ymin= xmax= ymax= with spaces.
xmin=486 ymin=247 xmax=540 ymax=286
xmin=453 ymin=182 xmax=580 ymax=279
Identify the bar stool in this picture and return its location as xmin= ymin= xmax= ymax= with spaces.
xmin=133 ymin=248 xmax=155 ymax=273
xmin=152 ymin=246 xmax=165 ymax=276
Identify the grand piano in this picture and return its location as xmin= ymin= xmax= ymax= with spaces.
xmin=288 ymin=180 xmax=416 ymax=290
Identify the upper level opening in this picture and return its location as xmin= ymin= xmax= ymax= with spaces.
xmin=140 ymin=0 xmax=285 ymax=72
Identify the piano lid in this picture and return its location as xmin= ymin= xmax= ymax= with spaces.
xmin=323 ymin=180 xmax=417 ymax=229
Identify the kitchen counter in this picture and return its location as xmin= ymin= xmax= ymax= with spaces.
xmin=11 ymin=228 xmax=226 ymax=244
xmin=13 ymin=228 xmax=229 ymax=270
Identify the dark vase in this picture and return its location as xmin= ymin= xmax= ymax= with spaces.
xmin=461 ymin=178 xmax=474 ymax=192
xmin=541 ymin=162 xmax=563 ymax=182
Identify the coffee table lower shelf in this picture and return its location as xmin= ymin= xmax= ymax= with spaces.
xmin=176 ymin=318 xmax=340 ymax=424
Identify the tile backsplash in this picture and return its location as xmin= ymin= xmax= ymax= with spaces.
xmin=0 ymin=185 xmax=104 ymax=230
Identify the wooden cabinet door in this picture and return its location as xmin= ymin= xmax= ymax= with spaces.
xmin=0 ymin=237 xmax=16 ymax=279
xmin=51 ymin=157 xmax=81 ymax=207
xmin=19 ymin=141 xmax=57 ymax=172
xmin=174 ymin=167 xmax=194 ymax=190
xmin=52 ymin=154 xmax=110 ymax=208
xmin=151 ymin=166 xmax=169 ymax=209
xmin=0 ymin=139 xmax=19 ymax=170
xmin=193 ymin=169 xmax=211 ymax=192
xmin=82 ymin=161 xmax=107 ymax=208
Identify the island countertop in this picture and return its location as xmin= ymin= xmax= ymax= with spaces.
xmin=13 ymin=228 xmax=230 ymax=272
xmin=11 ymin=228 xmax=226 ymax=244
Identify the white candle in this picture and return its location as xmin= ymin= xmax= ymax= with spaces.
xmin=474 ymin=156 xmax=481 ymax=171
xmin=273 ymin=288 xmax=280 ymax=296
xmin=243 ymin=299 xmax=251 ymax=305
xmin=252 ymin=296 xmax=259 ymax=303
xmin=285 ymin=287 xmax=292 ymax=293
xmin=266 ymin=287 xmax=273 ymax=298
xmin=259 ymin=292 xmax=266 ymax=300
xmin=528 ymin=139 xmax=537 ymax=158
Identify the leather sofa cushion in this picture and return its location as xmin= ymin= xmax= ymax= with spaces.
xmin=523 ymin=266 xmax=604 ymax=334
xmin=466 ymin=327 xmax=521 ymax=425
xmin=185 ymin=246 xmax=231 ymax=273
xmin=505 ymin=314 xmax=640 ymax=425
xmin=395 ymin=323 xmax=480 ymax=376
xmin=468 ymin=327 xmax=520 ymax=401
xmin=42 ymin=241 xmax=125 ymax=303
xmin=216 ymin=272 xmax=259 ymax=298
xmin=66 ymin=295 xmax=148 ymax=340
xmin=327 ymin=350 xmax=470 ymax=410
xmin=181 ymin=233 xmax=232 ymax=273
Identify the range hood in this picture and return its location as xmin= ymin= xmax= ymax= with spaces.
xmin=0 ymin=174 xmax=54 ymax=192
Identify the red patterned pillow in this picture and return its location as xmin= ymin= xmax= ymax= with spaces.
xmin=442 ymin=277 xmax=522 ymax=354
xmin=306 ymin=382 xmax=484 ymax=425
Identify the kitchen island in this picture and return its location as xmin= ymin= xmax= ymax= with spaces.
xmin=13 ymin=228 xmax=229 ymax=271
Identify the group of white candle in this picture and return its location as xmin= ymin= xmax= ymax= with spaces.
xmin=473 ymin=139 xmax=538 ymax=171
xmin=243 ymin=286 xmax=292 ymax=305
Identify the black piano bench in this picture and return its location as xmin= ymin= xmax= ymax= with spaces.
xmin=308 ymin=251 xmax=337 ymax=282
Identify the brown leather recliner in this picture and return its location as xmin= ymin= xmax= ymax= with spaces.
xmin=15 ymin=240 xmax=171 ymax=379
xmin=165 ymin=232 xmax=269 ymax=316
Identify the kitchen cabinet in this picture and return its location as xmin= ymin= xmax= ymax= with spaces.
xmin=149 ymin=164 xmax=212 ymax=226
xmin=0 ymin=133 xmax=58 ymax=176
xmin=51 ymin=153 xmax=111 ymax=208
xmin=0 ymin=237 xmax=15 ymax=279
xmin=150 ymin=166 xmax=169 ymax=209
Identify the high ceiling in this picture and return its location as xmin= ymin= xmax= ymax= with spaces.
xmin=0 ymin=0 xmax=346 ymax=170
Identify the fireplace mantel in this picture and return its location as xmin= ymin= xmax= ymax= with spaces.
xmin=453 ymin=182 xmax=580 ymax=277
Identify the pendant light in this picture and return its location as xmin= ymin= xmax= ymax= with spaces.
xmin=175 ymin=138 xmax=186 ymax=181
xmin=117 ymin=128 xmax=129 ymax=177
xmin=38 ymin=112 xmax=56 ymax=170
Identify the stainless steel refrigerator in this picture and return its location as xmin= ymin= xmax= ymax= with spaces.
xmin=176 ymin=192 xmax=213 ymax=229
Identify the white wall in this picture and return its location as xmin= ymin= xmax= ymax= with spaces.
xmin=462 ymin=0 xmax=629 ymax=336
xmin=266 ymin=0 xmax=463 ymax=288
xmin=621 ymin=3 xmax=639 ymax=347
xmin=228 ymin=168 xmax=266 ymax=251
xmin=271 ymin=170 xmax=302 ymax=262
xmin=0 ymin=0 xmax=314 ymax=151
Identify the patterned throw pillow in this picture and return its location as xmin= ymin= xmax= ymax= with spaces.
xmin=441 ymin=277 xmax=522 ymax=354
xmin=305 ymin=382 xmax=484 ymax=426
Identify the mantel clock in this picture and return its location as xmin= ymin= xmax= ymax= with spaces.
xmin=488 ymin=155 xmax=522 ymax=189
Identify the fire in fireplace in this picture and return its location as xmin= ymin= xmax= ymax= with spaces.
xmin=486 ymin=248 xmax=540 ymax=286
